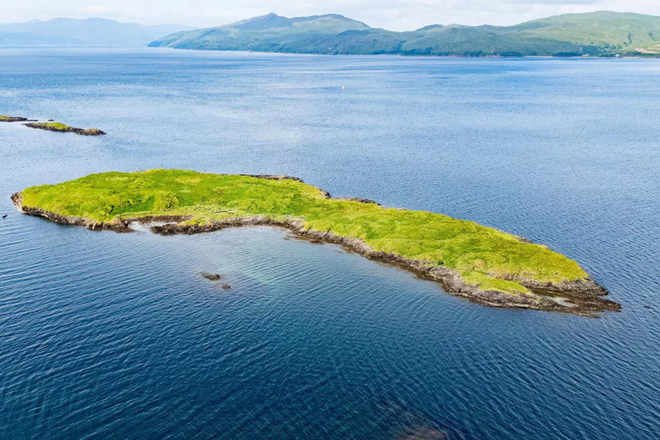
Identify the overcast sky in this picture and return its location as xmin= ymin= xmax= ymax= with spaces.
xmin=2 ymin=0 xmax=660 ymax=30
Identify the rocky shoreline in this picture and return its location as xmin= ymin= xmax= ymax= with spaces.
xmin=11 ymin=190 xmax=621 ymax=317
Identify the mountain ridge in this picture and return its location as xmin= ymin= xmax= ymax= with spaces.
xmin=0 ymin=17 xmax=192 ymax=46
xmin=149 ymin=11 xmax=660 ymax=57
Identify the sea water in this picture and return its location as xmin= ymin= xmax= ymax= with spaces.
xmin=0 ymin=48 xmax=658 ymax=439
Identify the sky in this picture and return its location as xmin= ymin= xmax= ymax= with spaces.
xmin=2 ymin=0 xmax=660 ymax=30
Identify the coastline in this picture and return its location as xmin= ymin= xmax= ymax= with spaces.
xmin=149 ymin=46 xmax=659 ymax=59
xmin=11 ymin=188 xmax=620 ymax=317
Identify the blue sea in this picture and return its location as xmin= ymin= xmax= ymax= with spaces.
xmin=0 ymin=48 xmax=659 ymax=439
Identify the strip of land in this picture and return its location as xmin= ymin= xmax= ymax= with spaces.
xmin=0 ymin=115 xmax=29 ymax=122
xmin=1 ymin=115 xmax=105 ymax=135
xmin=11 ymin=169 xmax=621 ymax=316
xmin=24 ymin=122 xmax=105 ymax=136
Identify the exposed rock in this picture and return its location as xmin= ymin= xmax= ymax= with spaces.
xmin=199 ymin=272 xmax=231 ymax=290
xmin=128 ymin=214 xmax=193 ymax=224
xmin=333 ymin=196 xmax=380 ymax=205
xmin=11 ymin=192 xmax=130 ymax=232
xmin=201 ymin=272 xmax=222 ymax=281
xmin=243 ymin=174 xmax=304 ymax=182
xmin=77 ymin=128 xmax=106 ymax=136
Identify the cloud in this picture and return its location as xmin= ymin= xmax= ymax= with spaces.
xmin=2 ymin=0 xmax=659 ymax=30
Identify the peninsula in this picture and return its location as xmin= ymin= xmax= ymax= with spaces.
xmin=24 ymin=122 xmax=106 ymax=136
xmin=12 ymin=170 xmax=620 ymax=316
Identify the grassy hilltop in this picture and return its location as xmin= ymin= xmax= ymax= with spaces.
xmin=149 ymin=11 xmax=660 ymax=57
xmin=19 ymin=169 xmax=592 ymax=296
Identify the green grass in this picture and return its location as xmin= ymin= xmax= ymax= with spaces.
xmin=21 ymin=169 xmax=590 ymax=294
xmin=521 ymin=12 xmax=660 ymax=53
xmin=32 ymin=122 xmax=73 ymax=130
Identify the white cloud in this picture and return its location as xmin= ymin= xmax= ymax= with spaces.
xmin=2 ymin=0 xmax=660 ymax=30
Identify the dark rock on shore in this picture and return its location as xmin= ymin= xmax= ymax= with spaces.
xmin=333 ymin=196 xmax=380 ymax=205
xmin=243 ymin=174 xmax=304 ymax=182
xmin=129 ymin=215 xmax=193 ymax=224
xmin=11 ymin=192 xmax=130 ymax=232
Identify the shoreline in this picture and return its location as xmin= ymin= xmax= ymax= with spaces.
xmin=11 ymin=190 xmax=621 ymax=317
xmin=149 ymin=47 xmax=659 ymax=60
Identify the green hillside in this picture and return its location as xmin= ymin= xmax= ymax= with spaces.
xmin=517 ymin=12 xmax=660 ymax=54
xmin=149 ymin=11 xmax=660 ymax=57
xmin=151 ymin=13 xmax=371 ymax=52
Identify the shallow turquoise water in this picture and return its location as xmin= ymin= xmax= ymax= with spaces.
xmin=0 ymin=48 xmax=659 ymax=439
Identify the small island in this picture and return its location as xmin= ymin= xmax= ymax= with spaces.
xmin=24 ymin=122 xmax=106 ymax=136
xmin=0 ymin=115 xmax=30 ymax=122
xmin=11 ymin=170 xmax=621 ymax=317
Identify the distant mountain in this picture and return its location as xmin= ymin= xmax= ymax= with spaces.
xmin=0 ymin=18 xmax=193 ymax=46
xmin=150 ymin=13 xmax=370 ymax=51
xmin=149 ymin=11 xmax=660 ymax=57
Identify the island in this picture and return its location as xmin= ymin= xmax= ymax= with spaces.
xmin=0 ymin=115 xmax=30 ymax=122
xmin=24 ymin=122 xmax=106 ymax=136
xmin=11 ymin=169 xmax=621 ymax=317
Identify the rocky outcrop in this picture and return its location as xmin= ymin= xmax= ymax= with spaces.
xmin=243 ymin=174 xmax=304 ymax=182
xmin=333 ymin=197 xmax=379 ymax=205
xmin=11 ymin=186 xmax=621 ymax=317
xmin=24 ymin=122 xmax=106 ymax=136
xmin=200 ymin=272 xmax=231 ymax=289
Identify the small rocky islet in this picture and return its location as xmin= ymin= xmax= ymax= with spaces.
xmin=11 ymin=169 xmax=621 ymax=317
xmin=0 ymin=115 xmax=105 ymax=136
xmin=200 ymin=272 xmax=232 ymax=290
xmin=0 ymin=115 xmax=31 ymax=122
xmin=24 ymin=122 xmax=106 ymax=136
